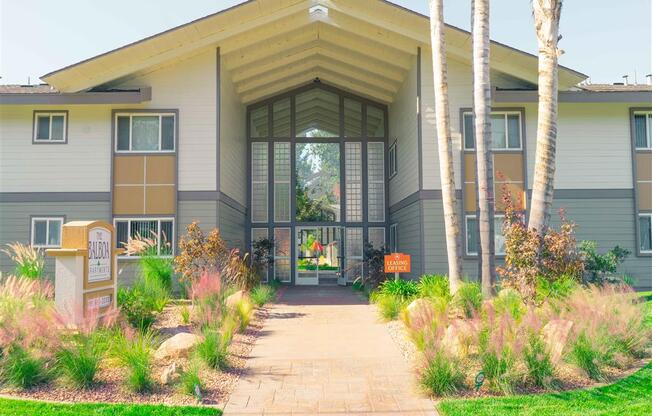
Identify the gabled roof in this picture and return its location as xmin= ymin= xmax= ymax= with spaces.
xmin=39 ymin=0 xmax=587 ymax=102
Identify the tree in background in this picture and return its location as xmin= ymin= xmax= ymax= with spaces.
xmin=428 ymin=0 xmax=463 ymax=294
xmin=471 ymin=0 xmax=496 ymax=298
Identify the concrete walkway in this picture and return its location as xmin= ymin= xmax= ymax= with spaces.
xmin=223 ymin=286 xmax=436 ymax=415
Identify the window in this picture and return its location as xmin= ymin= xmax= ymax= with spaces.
xmin=368 ymin=227 xmax=386 ymax=251
xmin=634 ymin=112 xmax=652 ymax=149
xmin=389 ymin=223 xmax=399 ymax=253
xmin=345 ymin=227 xmax=363 ymax=281
xmin=31 ymin=217 xmax=63 ymax=247
xmin=465 ymin=215 xmax=506 ymax=256
xmin=640 ymin=214 xmax=652 ymax=253
xmin=345 ymin=142 xmax=362 ymax=222
xmin=463 ymin=112 xmax=521 ymax=150
xmin=273 ymin=228 xmax=291 ymax=282
xmin=33 ymin=112 xmax=67 ymax=143
xmin=251 ymin=142 xmax=268 ymax=223
xmin=367 ymin=142 xmax=385 ymax=222
xmin=388 ymin=140 xmax=397 ymax=178
xmin=115 ymin=113 xmax=175 ymax=152
xmin=114 ymin=218 xmax=174 ymax=257
xmin=366 ymin=105 xmax=385 ymax=137
xmin=251 ymin=228 xmax=269 ymax=282
xmin=274 ymin=142 xmax=291 ymax=222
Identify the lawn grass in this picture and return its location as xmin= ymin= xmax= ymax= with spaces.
xmin=439 ymin=298 xmax=652 ymax=416
xmin=438 ymin=362 xmax=652 ymax=416
xmin=0 ymin=398 xmax=221 ymax=416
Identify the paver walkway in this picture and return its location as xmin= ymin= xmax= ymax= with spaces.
xmin=223 ymin=286 xmax=436 ymax=415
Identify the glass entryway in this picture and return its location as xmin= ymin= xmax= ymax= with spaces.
xmin=247 ymin=83 xmax=388 ymax=285
xmin=296 ymin=226 xmax=342 ymax=285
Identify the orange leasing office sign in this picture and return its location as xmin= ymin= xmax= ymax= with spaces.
xmin=384 ymin=253 xmax=411 ymax=273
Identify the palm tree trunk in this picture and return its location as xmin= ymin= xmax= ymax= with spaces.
xmin=472 ymin=0 xmax=496 ymax=298
xmin=428 ymin=0 xmax=463 ymax=293
xmin=529 ymin=0 xmax=563 ymax=234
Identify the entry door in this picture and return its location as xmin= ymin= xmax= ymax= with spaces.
xmin=296 ymin=227 xmax=319 ymax=285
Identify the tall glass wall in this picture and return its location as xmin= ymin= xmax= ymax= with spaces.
xmin=248 ymin=85 xmax=388 ymax=284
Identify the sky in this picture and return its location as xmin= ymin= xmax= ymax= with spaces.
xmin=0 ymin=0 xmax=650 ymax=85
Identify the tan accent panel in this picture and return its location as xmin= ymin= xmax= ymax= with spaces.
xmin=113 ymin=186 xmax=144 ymax=215
xmin=114 ymin=156 xmax=144 ymax=185
xmin=145 ymin=186 xmax=175 ymax=214
xmin=496 ymin=182 xmax=525 ymax=211
xmin=636 ymin=153 xmax=652 ymax=182
xmin=638 ymin=182 xmax=652 ymax=211
xmin=494 ymin=153 xmax=524 ymax=182
xmin=464 ymin=153 xmax=476 ymax=182
xmin=145 ymin=155 xmax=176 ymax=184
xmin=464 ymin=183 xmax=477 ymax=212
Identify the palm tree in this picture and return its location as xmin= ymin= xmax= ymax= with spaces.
xmin=528 ymin=0 xmax=563 ymax=233
xmin=428 ymin=0 xmax=463 ymax=293
xmin=471 ymin=0 xmax=495 ymax=298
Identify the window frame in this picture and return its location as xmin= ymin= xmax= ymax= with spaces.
xmin=114 ymin=112 xmax=177 ymax=153
xmin=462 ymin=111 xmax=523 ymax=151
xmin=113 ymin=217 xmax=175 ymax=258
xmin=633 ymin=111 xmax=652 ymax=150
xmin=639 ymin=213 xmax=652 ymax=254
xmin=30 ymin=216 xmax=65 ymax=248
xmin=389 ymin=223 xmax=399 ymax=253
xmin=465 ymin=214 xmax=506 ymax=256
xmin=32 ymin=111 xmax=68 ymax=144
xmin=388 ymin=140 xmax=398 ymax=179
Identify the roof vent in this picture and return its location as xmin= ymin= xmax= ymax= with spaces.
xmin=309 ymin=5 xmax=328 ymax=16
xmin=646 ymin=74 xmax=652 ymax=85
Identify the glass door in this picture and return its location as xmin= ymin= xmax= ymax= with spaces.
xmin=296 ymin=227 xmax=319 ymax=285
xmin=296 ymin=226 xmax=342 ymax=285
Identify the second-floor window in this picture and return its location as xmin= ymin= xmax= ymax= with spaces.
xmin=634 ymin=112 xmax=652 ymax=149
xmin=463 ymin=112 xmax=522 ymax=150
xmin=115 ymin=113 xmax=176 ymax=152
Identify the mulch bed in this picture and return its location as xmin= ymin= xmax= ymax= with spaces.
xmin=383 ymin=310 xmax=650 ymax=399
xmin=0 ymin=303 xmax=271 ymax=407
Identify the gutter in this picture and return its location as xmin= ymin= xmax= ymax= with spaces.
xmin=0 ymin=87 xmax=152 ymax=105
xmin=494 ymin=88 xmax=652 ymax=104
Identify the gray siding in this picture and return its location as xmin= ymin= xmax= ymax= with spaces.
xmin=218 ymin=201 xmax=246 ymax=251
xmin=551 ymin=197 xmax=652 ymax=289
xmin=178 ymin=200 xmax=218 ymax=234
xmin=0 ymin=201 xmax=110 ymax=278
xmin=389 ymin=201 xmax=422 ymax=279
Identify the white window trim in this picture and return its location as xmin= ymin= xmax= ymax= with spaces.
xmin=463 ymin=111 xmax=523 ymax=151
xmin=465 ymin=214 xmax=506 ymax=256
xmin=273 ymin=142 xmax=291 ymax=223
xmin=33 ymin=112 xmax=67 ymax=142
xmin=640 ymin=213 xmax=652 ymax=254
xmin=388 ymin=140 xmax=398 ymax=179
xmin=367 ymin=141 xmax=386 ymax=223
xmin=634 ymin=111 xmax=652 ymax=150
xmin=30 ymin=217 xmax=64 ymax=248
xmin=251 ymin=142 xmax=269 ymax=223
xmin=113 ymin=217 xmax=175 ymax=258
xmin=114 ymin=113 xmax=176 ymax=153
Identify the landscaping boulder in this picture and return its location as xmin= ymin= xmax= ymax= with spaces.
xmin=226 ymin=290 xmax=246 ymax=310
xmin=160 ymin=362 xmax=181 ymax=385
xmin=543 ymin=319 xmax=574 ymax=364
xmin=404 ymin=298 xmax=434 ymax=326
xmin=154 ymin=332 xmax=202 ymax=361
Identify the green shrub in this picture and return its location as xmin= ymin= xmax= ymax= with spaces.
xmin=453 ymin=282 xmax=482 ymax=318
xmin=579 ymin=241 xmax=630 ymax=284
xmin=56 ymin=332 xmax=106 ymax=389
xmin=110 ymin=329 xmax=156 ymax=393
xmin=235 ymin=297 xmax=254 ymax=331
xmin=378 ymin=279 xmax=419 ymax=301
xmin=179 ymin=360 xmax=204 ymax=399
xmin=568 ymin=332 xmax=605 ymax=381
xmin=523 ymin=334 xmax=555 ymax=388
xmin=195 ymin=329 xmax=229 ymax=370
xmin=420 ymin=350 xmax=465 ymax=396
xmin=140 ymin=251 xmax=174 ymax=292
xmin=118 ymin=274 xmax=170 ymax=330
xmin=180 ymin=305 xmax=191 ymax=325
xmin=372 ymin=292 xmax=405 ymax=321
xmin=418 ymin=275 xmax=451 ymax=301
xmin=250 ymin=285 xmax=275 ymax=307
xmin=1 ymin=243 xmax=45 ymax=280
xmin=1 ymin=346 xmax=48 ymax=389
xmin=535 ymin=274 xmax=577 ymax=303
xmin=480 ymin=348 xmax=517 ymax=394
xmin=493 ymin=288 xmax=525 ymax=321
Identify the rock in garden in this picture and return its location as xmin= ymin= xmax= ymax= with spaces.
xmin=226 ymin=290 xmax=246 ymax=310
xmin=160 ymin=362 xmax=180 ymax=385
xmin=154 ymin=332 xmax=202 ymax=361
xmin=405 ymin=298 xmax=434 ymax=325
xmin=543 ymin=319 xmax=574 ymax=364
